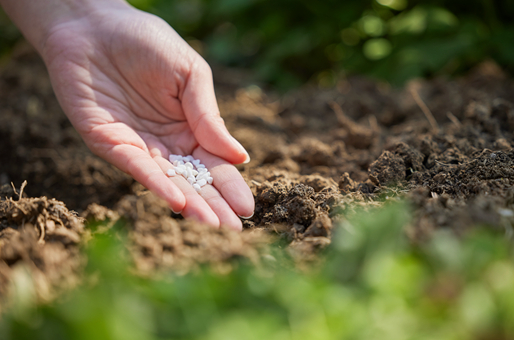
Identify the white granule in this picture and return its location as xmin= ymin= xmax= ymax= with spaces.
xmin=166 ymin=154 xmax=214 ymax=192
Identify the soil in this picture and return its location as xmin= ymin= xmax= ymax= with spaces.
xmin=1 ymin=45 xmax=514 ymax=300
xmin=0 ymin=183 xmax=84 ymax=303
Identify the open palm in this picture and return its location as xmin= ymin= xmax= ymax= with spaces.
xmin=41 ymin=6 xmax=254 ymax=230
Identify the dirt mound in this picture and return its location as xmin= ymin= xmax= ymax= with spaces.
xmin=0 ymin=183 xmax=84 ymax=304
xmin=219 ymin=61 xmax=514 ymax=244
xmin=111 ymin=185 xmax=272 ymax=275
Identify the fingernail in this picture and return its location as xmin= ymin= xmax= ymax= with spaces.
xmin=171 ymin=208 xmax=182 ymax=214
xmin=239 ymin=212 xmax=254 ymax=219
xmin=230 ymin=136 xmax=251 ymax=164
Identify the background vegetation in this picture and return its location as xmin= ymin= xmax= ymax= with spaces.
xmin=127 ymin=0 xmax=514 ymax=88
xmin=2 ymin=0 xmax=513 ymax=88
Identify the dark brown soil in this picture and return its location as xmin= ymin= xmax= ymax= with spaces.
xmin=2 ymin=45 xmax=514 ymax=298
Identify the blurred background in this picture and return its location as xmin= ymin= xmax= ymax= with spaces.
xmin=2 ymin=0 xmax=514 ymax=90
xmin=131 ymin=0 xmax=514 ymax=89
xmin=3 ymin=2 xmax=514 ymax=339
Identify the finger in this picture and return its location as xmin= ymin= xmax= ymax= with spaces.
xmin=196 ymin=184 xmax=243 ymax=231
xmin=154 ymin=156 xmax=220 ymax=227
xmin=181 ymin=59 xmax=250 ymax=165
xmin=193 ymin=147 xmax=255 ymax=219
xmin=107 ymin=144 xmax=186 ymax=213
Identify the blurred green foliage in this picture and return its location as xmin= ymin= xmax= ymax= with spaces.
xmin=1 ymin=1 xmax=513 ymax=88
xmin=128 ymin=0 xmax=514 ymax=89
xmin=0 ymin=9 xmax=21 ymax=60
xmin=4 ymin=201 xmax=514 ymax=339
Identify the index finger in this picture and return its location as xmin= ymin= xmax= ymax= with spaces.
xmin=181 ymin=59 xmax=250 ymax=165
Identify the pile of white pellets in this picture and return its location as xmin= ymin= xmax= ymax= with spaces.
xmin=166 ymin=154 xmax=213 ymax=192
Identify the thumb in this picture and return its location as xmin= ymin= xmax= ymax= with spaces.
xmin=182 ymin=59 xmax=250 ymax=165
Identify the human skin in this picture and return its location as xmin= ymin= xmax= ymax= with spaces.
xmin=0 ymin=0 xmax=254 ymax=231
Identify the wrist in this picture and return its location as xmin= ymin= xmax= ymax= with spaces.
xmin=0 ymin=0 xmax=130 ymax=54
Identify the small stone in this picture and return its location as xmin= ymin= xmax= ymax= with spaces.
xmin=166 ymin=169 xmax=176 ymax=177
xmin=192 ymin=170 xmax=198 ymax=176
xmin=197 ymin=164 xmax=206 ymax=169
xmin=207 ymin=177 xmax=213 ymax=184
xmin=193 ymin=183 xmax=201 ymax=192
xmin=187 ymin=177 xmax=195 ymax=185
xmin=197 ymin=179 xmax=207 ymax=186
xmin=185 ymin=162 xmax=193 ymax=169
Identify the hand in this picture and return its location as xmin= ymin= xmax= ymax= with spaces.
xmin=38 ymin=3 xmax=254 ymax=230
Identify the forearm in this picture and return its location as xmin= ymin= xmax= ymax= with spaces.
xmin=0 ymin=0 xmax=128 ymax=54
